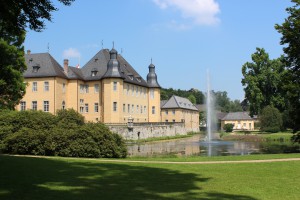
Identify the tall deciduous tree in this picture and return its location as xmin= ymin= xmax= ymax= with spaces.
xmin=241 ymin=48 xmax=286 ymax=116
xmin=275 ymin=0 xmax=300 ymax=133
xmin=0 ymin=0 xmax=74 ymax=110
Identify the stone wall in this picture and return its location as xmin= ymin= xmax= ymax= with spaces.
xmin=107 ymin=122 xmax=199 ymax=140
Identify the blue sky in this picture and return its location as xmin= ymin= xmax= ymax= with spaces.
xmin=24 ymin=0 xmax=292 ymax=100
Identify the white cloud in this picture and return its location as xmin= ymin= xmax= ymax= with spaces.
xmin=63 ymin=48 xmax=81 ymax=59
xmin=153 ymin=0 xmax=220 ymax=26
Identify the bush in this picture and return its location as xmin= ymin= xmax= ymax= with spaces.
xmin=0 ymin=110 xmax=128 ymax=158
xmin=223 ymin=124 xmax=234 ymax=132
xmin=260 ymin=106 xmax=283 ymax=133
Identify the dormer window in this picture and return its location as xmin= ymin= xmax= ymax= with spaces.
xmin=32 ymin=65 xmax=40 ymax=73
xmin=128 ymin=74 xmax=133 ymax=80
xmin=91 ymin=68 xmax=98 ymax=76
xmin=136 ymin=77 xmax=141 ymax=82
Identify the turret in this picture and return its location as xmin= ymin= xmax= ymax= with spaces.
xmin=147 ymin=63 xmax=160 ymax=88
xmin=102 ymin=48 xmax=123 ymax=78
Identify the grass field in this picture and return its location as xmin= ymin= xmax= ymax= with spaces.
xmin=1 ymin=154 xmax=300 ymax=200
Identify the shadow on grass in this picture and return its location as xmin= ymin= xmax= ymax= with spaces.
xmin=0 ymin=155 xmax=257 ymax=200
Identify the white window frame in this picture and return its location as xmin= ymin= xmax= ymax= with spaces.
xmin=113 ymin=82 xmax=117 ymax=91
xmin=113 ymin=102 xmax=117 ymax=112
xmin=32 ymin=101 xmax=37 ymax=110
xmin=94 ymin=84 xmax=99 ymax=93
xmin=85 ymin=103 xmax=89 ymax=113
xmin=94 ymin=103 xmax=99 ymax=113
xmin=20 ymin=101 xmax=26 ymax=111
xmin=44 ymin=81 xmax=49 ymax=92
xmin=32 ymin=82 xmax=37 ymax=92
xmin=43 ymin=101 xmax=49 ymax=112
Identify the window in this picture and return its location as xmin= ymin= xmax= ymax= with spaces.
xmin=137 ymin=105 xmax=139 ymax=113
xmin=136 ymin=86 xmax=138 ymax=96
xmin=123 ymin=104 xmax=125 ymax=112
xmin=20 ymin=101 xmax=26 ymax=111
xmin=85 ymin=85 xmax=89 ymax=93
xmin=80 ymin=84 xmax=84 ymax=93
xmin=85 ymin=103 xmax=89 ymax=113
xmin=173 ymin=119 xmax=176 ymax=122
xmin=32 ymin=101 xmax=37 ymax=110
xmin=165 ymin=110 xmax=168 ymax=115
xmin=243 ymin=123 xmax=246 ymax=128
xmin=80 ymin=99 xmax=84 ymax=104
xmin=94 ymin=84 xmax=99 ymax=93
xmin=44 ymin=81 xmax=49 ymax=91
xmin=131 ymin=85 xmax=134 ymax=96
xmin=80 ymin=106 xmax=84 ymax=113
xmin=127 ymin=84 xmax=129 ymax=95
xmin=32 ymin=82 xmax=37 ymax=92
xmin=113 ymin=102 xmax=117 ymax=112
xmin=166 ymin=120 xmax=168 ymax=122
xmin=144 ymin=106 xmax=146 ymax=114
xmin=113 ymin=82 xmax=117 ymax=91
xmin=43 ymin=101 xmax=49 ymax=112
xmin=62 ymin=83 xmax=66 ymax=93
xmin=132 ymin=104 xmax=134 ymax=113
xmin=152 ymin=106 xmax=155 ymax=114
xmin=94 ymin=103 xmax=99 ymax=113
xmin=150 ymin=89 xmax=154 ymax=99
xmin=172 ymin=110 xmax=175 ymax=115
xmin=128 ymin=104 xmax=130 ymax=113
xmin=141 ymin=105 xmax=143 ymax=114
xmin=62 ymin=101 xmax=65 ymax=110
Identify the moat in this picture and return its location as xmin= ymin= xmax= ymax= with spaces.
xmin=127 ymin=135 xmax=300 ymax=157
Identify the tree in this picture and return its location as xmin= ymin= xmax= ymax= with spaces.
xmin=241 ymin=48 xmax=286 ymax=116
xmin=0 ymin=0 xmax=74 ymax=110
xmin=275 ymin=0 xmax=300 ymax=133
xmin=188 ymin=94 xmax=196 ymax=104
xmin=260 ymin=106 xmax=283 ymax=133
xmin=223 ymin=124 xmax=234 ymax=133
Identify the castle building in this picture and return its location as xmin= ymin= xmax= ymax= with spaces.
xmin=161 ymin=95 xmax=199 ymax=131
xmin=18 ymin=48 xmax=161 ymax=123
xmin=17 ymin=48 xmax=199 ymax=131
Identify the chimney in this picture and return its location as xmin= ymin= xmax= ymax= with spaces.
xmin=63 ymin=59 xmax=69 ymax=73
xmin=27 ymin=50 xmax=31 ymax=55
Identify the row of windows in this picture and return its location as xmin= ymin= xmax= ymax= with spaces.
xmin=20 ymin=101 xmax=50 ymax=112
xmin=31 ymin=82 xmax=66 ymax=93
xmin=113 ymin=102 xmax=156 ymax=114
xmin=165 ymin=110 xmax=176 ymax=115
xmin=79 ymin=102 xmax=99 ymax=113
xmin=80 ymin=84 xmax=99 ymax=94
xmin=123 ymin=84 xmax=149 ymax=99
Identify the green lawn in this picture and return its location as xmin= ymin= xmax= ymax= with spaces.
xmin=1 ymin=154 xmax=300 ymax=200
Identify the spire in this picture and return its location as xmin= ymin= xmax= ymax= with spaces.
xmin=102 ymin=47 xmax=123 ymax=79
xmin=147 ymin=61 xmax=160 ymax=88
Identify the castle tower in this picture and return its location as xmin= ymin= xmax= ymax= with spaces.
xmin=102 ymin=48 xmax=125 ymax=123
xmin=147 ymin=62 xmax=161 ymax=122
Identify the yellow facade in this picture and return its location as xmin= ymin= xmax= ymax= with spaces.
xmin=161 ymin=109 xmax=199 ymax=130
xmin=221 ymin=120 xmax=255 ymax=131
xmin=17 ymin=49 xmax=199 ymax=130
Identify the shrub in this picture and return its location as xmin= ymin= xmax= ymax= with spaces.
xmin=223 ymin=124 xmax=234 ymax=132
xmin=2 ymin=128 xmax=48 ymax=155
xmin=260 ymin=106 xmax=283 ymax=133
xmin=0 ymin=110 xmax=128 ymax=158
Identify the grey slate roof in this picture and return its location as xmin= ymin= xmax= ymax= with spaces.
xmin=81 ymin=49 xmax=148 ymax=87
xmin=221 ymin=112 xmax=253 ymax=121
xmin=161 ymin=95 xmax=198 ymax=111
xmin=160 ymin=100 xmax=168 ymax=107
xmin=23 ymin=49 xmax=152 ymax=88
xmin=24 ymin=53 xmax=67 ymax=79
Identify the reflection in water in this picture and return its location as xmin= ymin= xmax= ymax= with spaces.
xmin=127 ymin=135 xmax=300 ymax=157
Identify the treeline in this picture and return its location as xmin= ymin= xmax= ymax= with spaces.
xmin=161 ymin=88 xmax=244 ymax=112
xmin=0 ymin=109 xmax=127 ymax=158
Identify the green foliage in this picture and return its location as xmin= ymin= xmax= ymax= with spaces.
xmin=188 ymin=94 xmax=196 ymax=104
xmin=161 ymin=88 xmax=204 ymax=104
xmin=0 ymin=110 xmax=127 ymax=158
xmin=260 ymin=106 xmax=283 ymax=133
xmin=223 ymin=124 xmax=234 ymax=133
xmin=275 ymin=0 xmax=300 ymax=132
xmin=241 ymin=48 xmax=286 ymax=116
xmin=213 ymin=91 xmax=243 ymax=112
xmin=0 ymin=0 xmax=74 ymax=110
